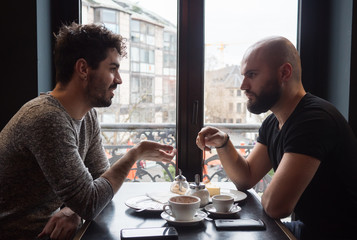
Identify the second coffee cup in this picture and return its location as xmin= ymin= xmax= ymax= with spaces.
xmin=163 ymin=195 xmax=200 ymax=221
xmin=212 ymin=194 xmax=234 ymax=212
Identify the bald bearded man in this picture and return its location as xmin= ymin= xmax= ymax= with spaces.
xmin=196 ymin=36 xmax=357 ymax=240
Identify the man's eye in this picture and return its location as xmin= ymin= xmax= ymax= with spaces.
xmin=247 ymin=72 xmax=256 ymax=78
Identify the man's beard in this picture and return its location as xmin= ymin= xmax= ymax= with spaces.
xmin=86 ymin=74 xmax=115 ymax=108
xmin=90 ymin=93 xmax=113 ymax=108
xmin=246 ymin=78 xmax=281 ymax=114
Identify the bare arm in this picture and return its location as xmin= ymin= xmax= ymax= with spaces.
xmin=261 ymin=152 xmax=320 ymax=219
xmin=101 ymin=140 xmax=176 ymax=194
xmin=196 ymin=126 xmax=271 ymax=190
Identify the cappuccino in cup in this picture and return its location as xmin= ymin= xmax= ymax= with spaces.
xmin=163 ymin=195 xmax=200 ymax=221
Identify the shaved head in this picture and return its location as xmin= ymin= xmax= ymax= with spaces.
xmin=240 ymin=37 xmax=303 ymax=114
xmin=242 ymin=36 xmax=301 ymax=81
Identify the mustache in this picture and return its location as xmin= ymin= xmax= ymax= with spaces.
xmin=109 ymin=84 xmax=117 ymax=90
xmin=245 ymin=90 xmax=257 ymax=97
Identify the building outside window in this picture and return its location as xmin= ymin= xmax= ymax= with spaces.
xmin=130 ymin=76 xmax=153 ymax=104
xmin=95 ymin=8 xmax=119 ymax=33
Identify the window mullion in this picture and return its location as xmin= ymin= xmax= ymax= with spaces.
xmin=177 ymin=0 xmax=204 ymax=181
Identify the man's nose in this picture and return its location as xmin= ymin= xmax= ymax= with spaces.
xmin=240 ymin=77 xmax=248 ymax=90
xmin=115 ymin=72 xmax=122 ymax=84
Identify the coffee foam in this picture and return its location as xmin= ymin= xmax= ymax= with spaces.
xmin=171 ymin=196 xmax=198 ymax=203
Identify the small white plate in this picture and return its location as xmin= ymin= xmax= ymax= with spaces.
xmin=204 ymin=203 xmax=241 ymax=216
xmin=125 ymin=195 xmax=164 ymax=212
xmin=209 ymin=188 xmax=247 ymax=203
xmin=161 ymin=210 xmax=207 ymax=226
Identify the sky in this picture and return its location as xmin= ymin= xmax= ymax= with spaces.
xmin=136 ymin=0 xmax=298 ymax=69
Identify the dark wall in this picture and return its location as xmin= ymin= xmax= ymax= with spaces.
xmin=326 ymin=0 xmax=353 ymax=118
xmin=1 ymin=1 xmax=39 ymax=130
xmin=0 ymin=0 xmax=80 ymax=130
xmin=299 ymin=0 xmax=353 ymax=118
xmin=348 ymin=1 xmax=357 ymax=137
xmin=37 ymin=0 xmax=53 ymax=94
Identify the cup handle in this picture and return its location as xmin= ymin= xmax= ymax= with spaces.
xmin=163 ymin=204 xmax=173 ymax=217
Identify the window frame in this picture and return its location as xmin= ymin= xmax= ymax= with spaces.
xmin=176 ymin=0 xmax=204 ymax=180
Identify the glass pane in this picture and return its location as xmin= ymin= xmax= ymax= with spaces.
xmin=104 ymin=23 xmax=118 ymax=34
xmin=102 ymin=9 xmax=116 ymax=23
xmin=204 ymin=0 xmax=298 ymax=191
xmin=131 ymin=20 xmax=140 ymax=32
xmin=131 ymin=47 xmax=140 ymax=61
xmin=81 ymin=0 xmax=177 ymax=182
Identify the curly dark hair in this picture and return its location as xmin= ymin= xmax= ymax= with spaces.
xmin=54 ymin=22 xmax=127 ymax=85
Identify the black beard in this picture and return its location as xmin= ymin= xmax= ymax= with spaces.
xmin=246 ymin=80 xmax=281 ymax=114
xmin=86 ymin=88 xmax=113 ymax=108
xmin=86 ymin=73 xmax=115 ymax=108
xmin=92 ymin=98 xmax=112 ymax=108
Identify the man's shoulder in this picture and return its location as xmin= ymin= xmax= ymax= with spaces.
xmin=300 ymin=93 xmax=339 ymax=113
xmin=24 ymin=94 xmax=62 ymax=111
xmin=18 ymin=95 xmax=70 ymax=125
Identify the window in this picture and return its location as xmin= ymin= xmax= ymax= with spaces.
xmin=131 ymin=20 xmax=156 ymax=46
xmin=131 ymin=47 xmax=155 ymax=73
xmin=81 ymin=0 xmax=298 ymax=184
xmin=94 ymin=8 xmax=119 ymax=33
xmin=236 ymin=103 xmax=241 ymax=113
xmin=130 ymin=76 xmax=153 ymax=104
xmin=205 ymin=0 xmax=298 ymax=126
xmin=229 ymin=102 xmax=233 ymax=111
xmin=82 ymin=0 xmax=178 ymax=181
xmin=203 ymin=0 xmax=298 ymax=183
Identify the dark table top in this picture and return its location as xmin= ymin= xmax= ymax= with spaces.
xmin=76 ymin=182 xmax=295 ymax=240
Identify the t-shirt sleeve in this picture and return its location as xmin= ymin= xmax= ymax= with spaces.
xmin=283 ymin=110 xmax=338 ymax=162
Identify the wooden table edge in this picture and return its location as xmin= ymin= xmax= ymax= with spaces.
xmin=275 ymin=219 xmax=297 ymax=240
xmin=248 ymin=189 xmax=296 ymax=240
xmin=73 ymin=220 xmax=92 ymax=240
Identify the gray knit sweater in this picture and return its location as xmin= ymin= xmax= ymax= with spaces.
xmin=0 ymin=93 xmax=113 ymax=239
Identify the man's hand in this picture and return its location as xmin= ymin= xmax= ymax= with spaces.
xmin=196 ymin=126 xmax=227 ymax=151
xmin=131 ymin=140 xmax=177 ymax=162
xmin=101 ymin=140 xmax=177 ymax=194
xmin=37 ymin=207 xmax=82 ymax=240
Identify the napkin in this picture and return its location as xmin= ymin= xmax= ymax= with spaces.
xmin=146 ymin=192 xmax=178 ymax=204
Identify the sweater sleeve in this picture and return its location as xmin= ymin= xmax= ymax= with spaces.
xmin=20 ymin=106 xmax=113 ymax=220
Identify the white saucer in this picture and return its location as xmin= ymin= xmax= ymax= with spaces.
xmin=209 ymin=188 xmax=247 ymax=203
xmin=161 ymin=210 xmax=207 ymax=226
xmin=204 ymin=204 xmax=241 ymax=216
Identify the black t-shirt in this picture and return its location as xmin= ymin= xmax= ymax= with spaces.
xmin=258 ymin=93 xmax=357 ymax=239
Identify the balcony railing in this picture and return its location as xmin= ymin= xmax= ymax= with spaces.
xmin=100 ymin=123 xmax=271 ymax=193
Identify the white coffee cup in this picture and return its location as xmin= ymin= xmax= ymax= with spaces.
xmin=163 ymin=195 xmax=200 ymax=221
xmin=212 ymin=194 xmax=234 ymax=212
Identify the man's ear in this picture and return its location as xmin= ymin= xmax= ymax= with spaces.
xmin=279 ymin=62 xmax=293 ymax=82
xmin=75 ymin=58 xmax=89 ymax=81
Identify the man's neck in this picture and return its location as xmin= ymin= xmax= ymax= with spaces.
xmin=272 ymin=88 xmax=306 ymax=129
xmin=50 ymin=83 xmax=91 ymax=120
